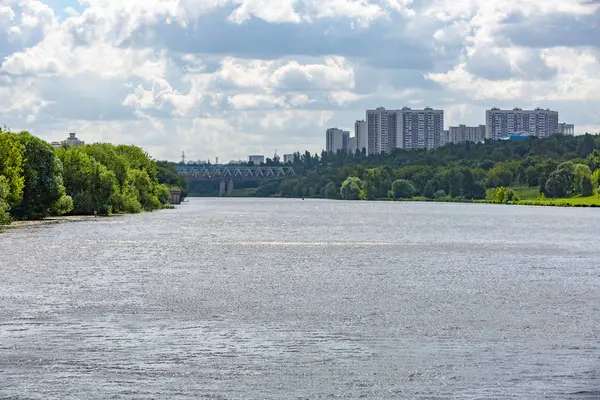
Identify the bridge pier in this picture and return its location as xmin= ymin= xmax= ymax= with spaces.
xmin=227 ymin=179 xmax=234 ymax=196
xmin=219 ymin=181 xmax=226 ymax=197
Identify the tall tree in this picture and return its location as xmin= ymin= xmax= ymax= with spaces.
xmin=11 ymin=132 xmax=72 ymax=220
xmin=0 ymin=130 xmax=25 ymax=208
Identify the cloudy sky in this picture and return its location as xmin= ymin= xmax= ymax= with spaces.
xmin=1 ymin=0 xmax=600 ymax=162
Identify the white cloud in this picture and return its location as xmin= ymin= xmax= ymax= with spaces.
xmin=1 ymin=0 xmax=600 ymax=161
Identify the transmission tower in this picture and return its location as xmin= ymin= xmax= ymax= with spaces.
xmin=181 ymin=151 xmax=185 ymax=164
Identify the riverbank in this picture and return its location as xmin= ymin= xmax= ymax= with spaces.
xmin=217 ymin=193 xmax=600 ymax=207
xmin=2 ymin=215 xmax=121 ymax=230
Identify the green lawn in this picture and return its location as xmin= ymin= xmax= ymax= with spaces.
xmin=509 ymin=186 xmax=600 ymax=207
xmin=511 ymin=186 xmax=541 ymax=200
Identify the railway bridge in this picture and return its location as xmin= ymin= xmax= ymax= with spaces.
xmin=176 ymin=165 xmax=296 ymax=196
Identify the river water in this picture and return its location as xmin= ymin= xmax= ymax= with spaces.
xmin=1 ymin=198 xmax=599 ymax=399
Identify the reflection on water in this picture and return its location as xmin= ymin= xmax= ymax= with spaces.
xmin=1 ymin=198 xmax=599 ymax=399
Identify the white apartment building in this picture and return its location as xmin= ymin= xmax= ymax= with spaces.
xmin=366 ymin=107 xmax=444 ymax=154
xmin=398 ymin=107 xmax=444 ymax=150
xmin=448 ymin=125 xmax=486 ymax=144
xmin=558 ymin=123 xmax=575 ymax=136
xmin=348 ymin=137 xmax=357 ymax=153
xmin=248 ymin=155 xmax=265 ymax=165
xmin=283 ymin=153 xmax=295 ymax=163
xmin=485 ymin=107 xmax=559 ymax=140
xmin=441 ymin=130 xmax=449 ymax=147
xmin=366 ymin=107 xmax=396 ymax=155
xmin=355 ymin=120 xmax=368 ymax=153
xmin=326 ymin=128 xmax=350 ymax=153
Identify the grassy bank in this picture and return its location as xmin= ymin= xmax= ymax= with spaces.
xmin=506 ymin=186 xmax=600 ymax=207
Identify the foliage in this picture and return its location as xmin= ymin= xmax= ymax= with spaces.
xmin=573 ymin=164 xmax=592 ymax=194
xmin=340 ymin=177 xmax=362 ymax=200
xmin=324 ymin=182 xmax=340 ymax=199
xmin=0 ymin=127 xmax=173 ymax=225
xmin=11 ymin=132 xmax=71 ymax=220
xmin=0 ymin=130 xmax=25 ymax=208
xmin=58 ymin=148 xmax=119 ymax=215
xmin=0 ymin=176 xmax=11 ymax=225
xmin=156 ymin=160 xmax=188 ymax=198
xmin=390 ymin=179 xmax=416 ymax=199
xmin=581 ymin=175 xmax=594 ymax=197
xmin=247 ymin=133 xmax=600 ymax=202
xmin=486 ymin=187 xmax=519 ymax=204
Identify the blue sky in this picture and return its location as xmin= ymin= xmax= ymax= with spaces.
xmin=1 ymin=0 xmax=600 ymax=162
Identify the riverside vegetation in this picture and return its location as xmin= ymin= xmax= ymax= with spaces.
xmin=250 ymin=133 xmax=600 ymax=206
xmin=0 ymin=127 xmax=187 ymax=226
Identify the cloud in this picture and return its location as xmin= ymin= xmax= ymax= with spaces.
xmin=1 ymin=0 xmax=600 ymax=162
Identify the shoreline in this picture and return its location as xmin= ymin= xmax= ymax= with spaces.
xmin=3 ymin=214 xmax=121 ymax=230
xmin=193 ymin=195 xmax=600 ymax=208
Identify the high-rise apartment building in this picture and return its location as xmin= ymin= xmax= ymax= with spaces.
xmin=441 ymin=130 xmax=449 ymax=147
xmin=348 ymin=137 xmax=357 ymax=153
xmin=558 ymin=123 xmax=575 ymax=136
xmin=283 ymin=154 xmax=295 ymax=163
xmin=326 ymin=128 xmax=350 ymax=153
xmin=485 ymin=107 xmax=559 ymax=140
xmin=448 ymin=125 xmax=486 ymax=144
xmin=366 ymin=107 xmax=444 ymax=154
xmin=398 ymin=107 xmax=444 ymax=150
xmin=366 ymin=107 xmax=396 ymax=155
xmin=355 ymin=120 xmax=368 ymax=153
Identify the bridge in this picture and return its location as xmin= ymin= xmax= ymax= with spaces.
xmin=176 ymin=165 xmax=296 ymax=196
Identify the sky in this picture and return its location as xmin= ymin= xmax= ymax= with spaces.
xmin=1 ymin=0 xmax=600 ymax=162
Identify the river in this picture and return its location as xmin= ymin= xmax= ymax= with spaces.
xmin=1 ymin=198 xmax=599 ymax=399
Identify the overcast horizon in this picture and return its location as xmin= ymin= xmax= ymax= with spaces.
xmin=1 ymin=0 xmax=600 ymax=163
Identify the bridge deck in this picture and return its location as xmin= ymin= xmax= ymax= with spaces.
xmin=176 ymin=165 xmax=295 ymax=181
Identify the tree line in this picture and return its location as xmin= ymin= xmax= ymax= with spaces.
xmin=0 ymin=128 xmax=187 ymax=225
xmin=252 ymin=133 xmax=600 ymax=202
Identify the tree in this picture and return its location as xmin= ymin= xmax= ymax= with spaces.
xmin=361 ymin=168 xmax=386 ymax=200
xmin=581 ymin=175 xmax=594 ymax=197
xmin=0 ymin=130 xmax=25 ymax=208
xmin=390 ymin=179 xmax=416 ymax=199
xmin=0 ymin=176 xmax=11 ymax=225
xmin=573 ymin=164 xmax=592 ymax=194
xmin=340 ymin=177 xmax=362 ymax=200
xmin=59 ymin=148 xmax=118 ymax=215
xmin=586 ymin=149 xmax=600 ymax=171
xmin=423 ymin=181 xmax=435 ymax=198
xmin=324 ymin=182 xmax=340 ymax=199
xmin=11 ymin=132 xmax=71 ymax=220
xmin=485 ymin=164 xmax=513 ymax=188
xmin=545 ymin=170 xmax=571 ymax=198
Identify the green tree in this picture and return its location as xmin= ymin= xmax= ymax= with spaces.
xmin=340 ymin=177 xmax=362 ymax=200
xmin=592 ymin=169 xmax=600 ymax=190
xmin=573 ymin=164 xmax=592 ymax=194
xmin=324 ymin=182 xmax=340 ymax=199
xmin=485 ymin=164 xmax=513 ymax=188
xmin=127 ymin=168 xmax=161 ymax=211
xmin=390 ymin=179 xmax=416 ymax=199
xmin=545 ymin=170 xmax=571 ymax=198
xmin=581 ymin=175 xmax=594 ymax=197
xmin=0 ymin=176 xmax=11 ymax=225
xmin=361 ymin=168 xmax=386 ymax=200
xmin=59 ymin=148 xmax=118 ymax=215
xmin=423 ymin=181 xmax=435 ymax=198
xmin=0 ymin=130 xmax=25 ymax=208
xmin=11 ymin=132 xmax=71 ymax=220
